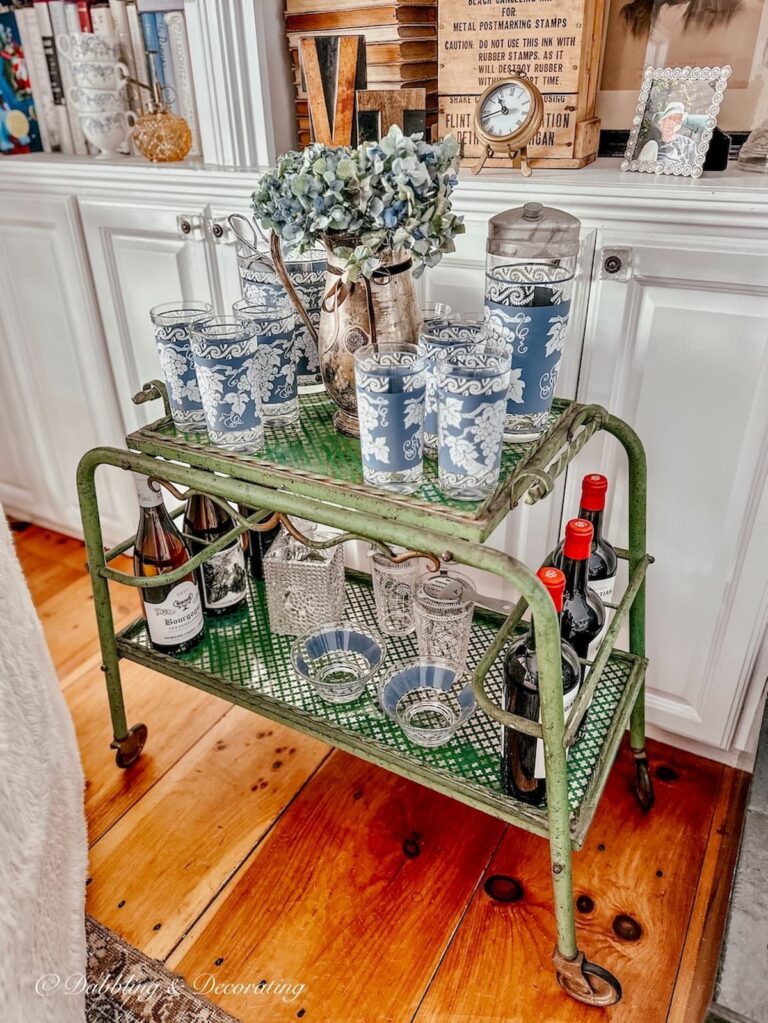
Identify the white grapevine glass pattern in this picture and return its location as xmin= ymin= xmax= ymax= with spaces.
xmin=150 ymin=301 xmax=212 ymax=435
xmin=188 ymin=318 xmax=263 ymax=453
xmin=233 ymin=298 xmax=299 ymax=427
xmin=354 ymin=344 xmax=426 ymax=494
xmin=483 ymin=262 xmax=574 ymax=442
xmin=417 ymin=315 xmax=483 ymax=453
xmin=435 ymin=345 xmax=511 ymax=501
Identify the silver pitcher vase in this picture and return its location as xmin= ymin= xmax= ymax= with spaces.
xmin=271 ymin=232 xmax=423 ymax=436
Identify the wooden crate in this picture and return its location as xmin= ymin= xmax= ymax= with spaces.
xmin=437 ymin=0 xmax=605 ymax=168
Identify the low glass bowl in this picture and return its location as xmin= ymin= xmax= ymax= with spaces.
xmin=291 ymin=621 xmax=386 ymax=704
xmin=378 ymin=658 xmax=476 ymax=747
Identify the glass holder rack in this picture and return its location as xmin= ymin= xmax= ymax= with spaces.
xmin=77 ymin=383 xmax=654 ymax=1009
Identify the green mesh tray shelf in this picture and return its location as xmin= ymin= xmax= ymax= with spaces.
xmin=126 ymin=394 xmax=573 ymax=543
xmin=116 ymin=575 xmax=645 ymax=848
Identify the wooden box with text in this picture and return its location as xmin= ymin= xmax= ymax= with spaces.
xmin=437 ymin=0 xmax=605 ymax=168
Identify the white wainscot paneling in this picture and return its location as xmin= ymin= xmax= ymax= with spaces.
xmin=566 ymin=232 xmax=768 ymax=748
xmin=0 ymin=194 xmax=128 ymax=538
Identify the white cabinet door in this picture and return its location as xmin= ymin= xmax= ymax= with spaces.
xmin=569 ymin=231 xmax=768 ymax=749
xmin=79 ymin=198 xmax=216 ymax=434
xmin=0 ymin=194 xmax=127 ymax=539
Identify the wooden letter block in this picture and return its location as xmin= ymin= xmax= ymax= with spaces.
xmin=356 ymin=89 xmax=427 ymax=142
xmin=299 ymin=35 xmax=367 ymax=146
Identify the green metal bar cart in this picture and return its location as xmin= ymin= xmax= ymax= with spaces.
xmin=77 ymin=384 xmax=654 ymax=1008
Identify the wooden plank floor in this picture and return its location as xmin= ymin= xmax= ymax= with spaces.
xmin=11 ymin=520 xmax=751 ymax=1023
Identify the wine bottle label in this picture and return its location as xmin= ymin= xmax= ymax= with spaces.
xmin=588 ymin=574 xmax=616 ymax=662
xmin=200 ymin=544 xmax=247 ymax=609
xmin=590 ymin=575 xmax=616 ymax=604
xmin=144 ymin=581 xmax=204 ymax=646
xmin=134 ymin=473 xmax=164 ymax=508
xmin=534 ymin=683 xmax=580 ymax=780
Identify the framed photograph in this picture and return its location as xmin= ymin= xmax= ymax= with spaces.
xmin=621 ymin=65 xmax=731 ymax=177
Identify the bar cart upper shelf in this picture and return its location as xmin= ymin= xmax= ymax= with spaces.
xmin=77 ymin=382 xmax=653 ymax=1010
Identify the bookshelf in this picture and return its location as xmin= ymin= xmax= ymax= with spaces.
xmin=1 ymin=0 xmax=296 ymax=169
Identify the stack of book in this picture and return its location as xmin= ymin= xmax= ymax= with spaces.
xmin=285 ymin=0 xmax=438 ymax=146
xmin=1 ymin=0 xmax=200 ymax=157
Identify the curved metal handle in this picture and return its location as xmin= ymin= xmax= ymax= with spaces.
xmin=227 ymin=214 xmax=273 ymax=265
xmin=269 ymin=231 xmax=319 ymax=346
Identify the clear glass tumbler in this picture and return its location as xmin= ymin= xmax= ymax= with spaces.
xmin=150 ymin=300 xmax=212 ymax=436
xmin=413 ymin=570 xmax=476 ymax=670
xmin=233 ymin=297 xmax=299 ymax=427
xmin=435 ymin=345 xmax=512 ymax=501
xmin=353 ymin=343 xmax=426 ymax=494
xmin=188 ymin=317 xmax=263 ymax=453
xmin=369 ymin=550 xmax=419 ymax=637
xmin=417 ymin=316 xmax=483 ymax=455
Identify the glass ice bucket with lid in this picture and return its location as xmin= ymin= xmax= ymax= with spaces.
xmin=482 ymin=202 xmax=580 ymax=442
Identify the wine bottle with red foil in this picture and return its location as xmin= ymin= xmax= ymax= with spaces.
xmin=553 ymin=473 xmax=617 ymax=605
xmin=557 ymin=518 xmax=605 ymax=662
xmin=501 ymin=567 xmax=581 ymax=805
xmin=184 ymin=495 xmax=248 ymax=616
xmin=133 ymin=474 xmax=205 ymax=653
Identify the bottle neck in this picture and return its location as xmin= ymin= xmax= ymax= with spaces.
xmin=528 ymin=611 xmax=562 ymax=651
xmin=578 ymin=505 xmax=603 ymax=542
xmin=561 ymin=553 xmax=589 ymax=595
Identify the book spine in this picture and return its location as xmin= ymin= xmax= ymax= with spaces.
xmin=90 ymin=4 xmax=116 ymax=34
xmin=136 ymin=0 xmax=184 ymax=11
xmin=33 ymin=0 xmax=73 ymax=153
xmin=48 ymin=0 xmax=89 ymax=154
xmin=64 ymin=1 xmax=80 ymax=34
xmin=126 ymin=0 xmax=150 ymax=104
xmin=15 ymin=8 xmax=52 ymax=152
xmin=109 ymin=0 xmax=143 ymax=114
xmin=164 ymin=10 xmax=198 ymax=153
xmin=76 ymin=0 xmax=92 ymax=31
xmin=154 ymin=10 xmax=178 ymax=113
xmin=139 ymin=9 xmax=161 ymax=90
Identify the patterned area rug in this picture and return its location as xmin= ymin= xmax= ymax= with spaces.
xmin=86 ymin=917 xmax=241 ymax=1023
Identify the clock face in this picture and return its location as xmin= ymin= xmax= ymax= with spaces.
xmin=478 ymin=81 xmax=533 ymax=139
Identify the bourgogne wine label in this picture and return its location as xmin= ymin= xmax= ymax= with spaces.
xmin=133 ymin=473 xmax=205 ymax=653
xmin=143 ymin=580 xmax=205 ymax=646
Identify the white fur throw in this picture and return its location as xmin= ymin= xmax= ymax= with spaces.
xmin=0 ymin=513 xmax=87 ymax=1022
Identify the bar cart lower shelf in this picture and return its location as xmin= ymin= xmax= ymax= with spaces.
xmin=77 ymin=385 xmax=654 ymax=1009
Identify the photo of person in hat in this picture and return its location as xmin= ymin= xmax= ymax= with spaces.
xmin=654 ymin=101 xmax=698 ymax=163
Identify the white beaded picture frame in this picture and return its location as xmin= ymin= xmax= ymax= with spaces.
xmin=621 ymin=66 xmax=731 ymax=179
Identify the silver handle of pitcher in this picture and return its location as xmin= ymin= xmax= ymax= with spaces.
xmin=269 ymin=230 xmax=320 ymax=346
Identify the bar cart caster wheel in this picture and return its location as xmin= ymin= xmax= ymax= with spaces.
xmin=633 ymin=750 xmax=655 ymax=813
xmin=554 ymin=950 xmax=622 ymax=1007
xmin=111 ymin=724 xmax=148 ymax=769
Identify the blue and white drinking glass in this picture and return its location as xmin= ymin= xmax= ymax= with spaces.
xmin=233 ymin=297 xmax=298 ymax=427
xmin=354 ymin=343 xmax=426 ymax=494
xmin=188 ymin=317 xmax=263 ymax=453
xmin=435 ymin=346 xmax=511 ymax=501
xmin=150 ymin=301 xmax=212 ymax=436
xmin=417 ymin=315 xmax=483 ymax=455
xmin=237 ymin=241 xmax=325 ymax=391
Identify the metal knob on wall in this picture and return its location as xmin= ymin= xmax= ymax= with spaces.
xmin=207 ymin=218 xmax=233 ymax=244
xmin=176 ymin=214 xmax=204 ymax=240
xmin=598 ymin=248 xmax=633 ymax=281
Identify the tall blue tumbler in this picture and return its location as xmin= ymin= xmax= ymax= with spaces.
xmin=482 ymin=202 xmax=580 ymax=443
